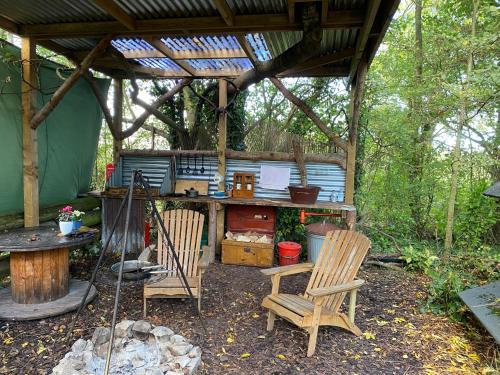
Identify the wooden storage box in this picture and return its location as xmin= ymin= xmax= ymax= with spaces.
xmin=222 ymin=205 xmax=276 ymax=268
xmin=222 ymin=239 xmax=274 ymax=268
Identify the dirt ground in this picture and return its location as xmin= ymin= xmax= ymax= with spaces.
xmin=0 ymin=255 xmax=497 ymax=375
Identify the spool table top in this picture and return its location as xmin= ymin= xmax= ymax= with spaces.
xmin=0 ymin=226 xmax=95 ymax=252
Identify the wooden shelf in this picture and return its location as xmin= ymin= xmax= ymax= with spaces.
xmin=94 ymin=191 xmax=355 ymax=211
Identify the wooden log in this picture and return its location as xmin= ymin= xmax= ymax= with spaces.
xmin=208 ymin=202 xmax=217 ymax=263
xmin=21 ymin=37 xmax=39 ymax=227
xmin=30 ymin=35 xmax=113 ymax=130
xmin=217 ymin=79 xmax=227 ymax=254
xmin=10 ymin=248 xmax=69 ymax=303
xmin=345 ymin=60 xmax=368 ymax=205
xmin=112 ymin=78 xmax=123 ymax=164
xmin=0 ymin=197 xmax=101 ymax=231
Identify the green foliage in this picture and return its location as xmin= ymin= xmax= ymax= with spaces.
xmin=275 ymin=208 xmax=306 ymax=260
xmin=401 ymin=244 xmax=438 ymax=273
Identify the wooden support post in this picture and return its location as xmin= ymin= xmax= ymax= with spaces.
xmin=345 ymin=59 xmax=368 ymax=206
xmin=208 ymin=202 xmax=217 ymax=263
xmin=112 ymin=78 xmax=123 ymax=165
xmin=30 ymin=35 xmax=112 ymax=130
xmin=216 ymin=79 xmax=228 ymax=254
xmin=21 ymin=37 xmax=39 ymax=227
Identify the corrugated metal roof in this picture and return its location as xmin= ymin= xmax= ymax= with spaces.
xmin=115 ymin=0 xmax=219 ymax=19
xmin=229 ymin=0 xmax=287 ymax=14
xmin=0 ymin=0 xmax=111 ymax=24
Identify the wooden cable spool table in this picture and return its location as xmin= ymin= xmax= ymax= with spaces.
xmin=0 ymin=226 xmax=97 ymax=320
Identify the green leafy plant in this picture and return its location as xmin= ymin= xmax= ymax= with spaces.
xmin=400 ymin=244 xmax=438 ymax=273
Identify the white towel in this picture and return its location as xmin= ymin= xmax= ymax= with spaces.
xmin=259 ymin=165 xmax=291 ymax=190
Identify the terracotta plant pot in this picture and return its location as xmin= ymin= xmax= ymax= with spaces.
xmin=288 ymin=185 xmax=321 ymax=204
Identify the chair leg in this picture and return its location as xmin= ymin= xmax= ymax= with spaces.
xmin=143 ymin=297 xmax=147 ymax=318
xmin=348 ymin=289 xmax=357 ymax=324
xmin=266 ymin=310 xmax=276 ymax=331
xmin=307 ymin=324 xmax=319 ymax=357
xmin=198 ymin=295 xmax=201 ymax=312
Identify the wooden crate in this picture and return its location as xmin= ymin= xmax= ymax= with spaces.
xmin=222 ymin=239 xmax=274 ymax=268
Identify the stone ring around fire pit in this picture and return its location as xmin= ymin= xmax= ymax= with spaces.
xmin=52 ymin=320 xmax=201 ymax=375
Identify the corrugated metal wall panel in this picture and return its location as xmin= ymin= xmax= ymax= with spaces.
xmin=225 ymin=159 xmax=345 ymax=202
xmin=116 ymin=0 xmax=218 ymax=19
xmin=121 ymin=156 xmax=173 ymax=188
xmin=109 ymin=155 xmax=345 ymax=203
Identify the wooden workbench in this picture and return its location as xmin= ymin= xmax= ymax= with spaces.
xmin=93 ymin=191 xmax=356 ymax=260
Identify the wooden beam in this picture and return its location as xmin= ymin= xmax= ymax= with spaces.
xmin=91 ymin=0 xmax=136 ymax=30
xmin=144 ymin=37 xmax=196 ymax=75
xmin=214 ymin=0 xmax=234 ymax=26
xmin=288 ymin=0 xmax=296 ymax=24
xmin=112 ymin=79 xmax=123 ymax=164
xmin=235 ymin=34 xmax=258 ymax=65
xmin=345 ymin=59 xmax=368 ymax=205
xmin=21 ymin=37 xmax=39 ymax=227
xmin=280 ymin=48 xmax=355 ymax=75
xmin=0 ymin=15 xmax=19 ymax=34
xmin=227 ymin=150 xmax=346 ymax=169
xmin=20 ymin=11 xmax=364 ymax=38
xmin=121 ymin=48 xmax=248 ymax=60
xmin=321 ymin=0 xmax=329 ymax=25
xmin=30 ymin=35 xmax=113 ymax=129
xmin=217 ymin=79 xmax=228 ymax=254
xmin=348 ymin=0 xmax=381 ymax=82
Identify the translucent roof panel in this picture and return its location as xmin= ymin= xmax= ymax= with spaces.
xmin=161 ymin=35 xmax=241 ymax=52
xmin=186 ymin=58 xmax=253 ymax=71
xmin=112 ymin=38 xmax=155 ymax=51
xmin=134 ymin=58 xmax=183 ymax=71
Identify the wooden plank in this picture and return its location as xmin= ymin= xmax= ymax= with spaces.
xmin=0 ymin=15 xmax=19 ymax=34
xmin=348 ymin=0 xmax=381 ymax=82
xmin=144 ymin=37 xmax=196 ymax=76
xmin=214 ymin=0 xmax=234 ymax=26
xmin=30 ymin=35 xmax=113 ymax=130
xmin=21 ymin=37 xmax=39 ymax=227
xmin=121 ymin=49 xmax=247 ymax=60
xmin=174 ymin=180 xmax=209 ymax=195
xmin=193 ymin=213 xmax=204 ymax=276
xmin=20 ymin=11 xmax=364 ymax=38
xmin=92 ymin=0 xmax=136 ymax=30
xmin=32 ymin=250 xmax=43 ymax=303
xmin=235 ymin=34 xmax=258 ymax=64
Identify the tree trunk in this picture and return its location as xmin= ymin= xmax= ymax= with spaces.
xmin=444 ymin=0 xmax=478 ymax=254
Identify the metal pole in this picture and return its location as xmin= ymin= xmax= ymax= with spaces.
xmin=104 ymin=172 xmax=136 ymax=375
xmin=137 ymin=172 xmax=206 ymax=333
xmin=66 ymin=182 xmax=132 ymax=341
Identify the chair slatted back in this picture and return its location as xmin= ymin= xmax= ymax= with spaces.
xmin=305 ymin=230 xmax=371 ymax=311
xmin=157 ymin=209 xmax=205 ymax=278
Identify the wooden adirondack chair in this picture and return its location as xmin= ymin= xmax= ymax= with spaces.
xmin=143 ymin=209 xmax=210 ymax=316
xmin=261 ymin=230 xmax=371 ymax=357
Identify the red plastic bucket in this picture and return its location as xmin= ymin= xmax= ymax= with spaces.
xmin=278 ymin=241 xmax=302 ymax=266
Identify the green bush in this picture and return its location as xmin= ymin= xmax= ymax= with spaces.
xmin=401 ymin=244 xmax=438 ymax=273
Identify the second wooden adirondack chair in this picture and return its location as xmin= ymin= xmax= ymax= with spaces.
xmin=261 ymin=230 xmax=371 ymax=357
xmin=143 ymin=209 xmax=210 ymax=316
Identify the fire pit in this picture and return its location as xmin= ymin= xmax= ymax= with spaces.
xmin=52 ymin=320 xmax=201 ymax=375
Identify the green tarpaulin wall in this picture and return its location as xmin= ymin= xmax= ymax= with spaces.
xmin=0 ymin=42 xmax=110 ymax=214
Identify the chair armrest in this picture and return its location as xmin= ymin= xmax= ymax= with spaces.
xmin=261 ymin=263 xmax=314 ymax=277
xmin=198 ymin=246 xmax=211 ymax=270
xmin=306 ymin=279 xmax=365 ymax=298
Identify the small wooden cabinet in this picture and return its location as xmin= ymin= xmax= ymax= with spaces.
xmin=222 ymin=241 xmax=274 ymax=267
xmin=232 ymin=172 xmax=255 ymax=199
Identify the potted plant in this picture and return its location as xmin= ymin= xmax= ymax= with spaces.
xmin=288 ymin=138 xmax=321 ymax=204
xmin=57 ymin=206 xmax=85 ymax=235
xmin=72 ymin=210 xmax=85 ymax=231
xmin=58 ymin=205 xmax=74 ymax=235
